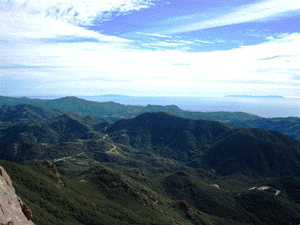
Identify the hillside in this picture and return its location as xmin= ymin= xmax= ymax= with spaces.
xmin=229 ymin=117 xmax=300 ymax=141
xmin=0 ymin=160 xmax=218 ymax=225
xmin=0 ymin=112 xmax=110 ymax=163
xmin=1 ymin=159 xmax=300 ymax=225
xmin=201 ymin=128 xmax=300 ymax=177
xmin=2 ymin=111 xmax=300 ymax=179
xmin=0 ymin=104 xmax=61 ymax=123
xmin=107 ymin=113 xmax=300 ymax=178
xmin=107 ymin=112 xmax=233 ymax=162
xmin=1 ymin=109 xmax=300 ymax=224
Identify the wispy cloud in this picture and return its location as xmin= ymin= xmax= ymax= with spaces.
xmin=1 ymin=0 xmax=300 ymax=97
xmin=2 ymin=30 xmax=300 ymax=96
xmin=141 ymin=39 xmax=197 ymax=49
xmin=259 ymin=55 xmax=296 ymax=61
xmin=0 ymin=64 xmax=48 ymax=69
xmin=1 ymin=0 xmax=157 ymax=26
xmin=0 ymin=8 xmax=130 ymax=42
xmin=164 ymin=0 xmax=300 ymax=34
xmin=143 ymin=33 xmax=172 ymax=38
xmin=142 ymin=41 xmax=183 ymax=47
xmin=194 ymin=40 xmax=214 ymax=44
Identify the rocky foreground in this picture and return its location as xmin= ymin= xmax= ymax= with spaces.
xmin=0 ymin=166 xmax=34 ymax=225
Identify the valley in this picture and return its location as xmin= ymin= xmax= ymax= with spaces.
xmin=0 ymin=97 xmax=300 ymax=224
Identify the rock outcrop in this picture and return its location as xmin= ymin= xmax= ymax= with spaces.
xmin=0 ymin=166 xmax=34 ymax=225
xmin=36 ymin=161 xmax=64 ymax=188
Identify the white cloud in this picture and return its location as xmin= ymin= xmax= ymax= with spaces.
xmin=195 ymin=40 xmax=214 ymax=44
xmin=1 ymin=0 xmax=157 ymax=26
xmin=0 ymin=0 xmax=153 ymax=43
xmin=143 ymin=33 xmax=172 ymax=38
xmin=0 ymin=10 xmax=130 ymax=42
xmin=142 ymin=40 xmax=195 ymax=48
xmin=166 ymin=0 xmax=300 ymax=33
xmin=142 ymin=41 xmax=183 ymax=47
xmin=1 ymin=0 xmax=300 ymax=97
xmin=2 ymin=32 xmax=300 ymax=97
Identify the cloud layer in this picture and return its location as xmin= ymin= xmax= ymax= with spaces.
xmin=1 ymin=0 xmax=157 ymax=25
xmin=2 ymin=31 xmax=300 ymax=96
xmin=164 ymin=0 xmax=300 ymax=34
xmin=1 ymin=0 xmax=300 ymax=98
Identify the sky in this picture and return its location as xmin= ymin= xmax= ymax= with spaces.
xmin=1 ymin=0 xmax=300 ymax=98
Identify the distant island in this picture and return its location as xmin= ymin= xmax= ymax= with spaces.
xmin=83 ymin=94 xmax=132 ymax=98
xmin=225 ymin=95 xmax=285 ymax=99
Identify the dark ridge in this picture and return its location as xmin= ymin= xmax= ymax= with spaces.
xmin=236 ymin=191 xmax=300 ymax=224
xmin=0 ymin=104 xmax=61 ymax=123
xmin=262 ymin=176 xmax=300 ymax=204
xmin=202 ymin=129 xmax=300 ymax=177
xmin=229 ymin=117 xmax=300 ymax=141
xmin=107 ymin=112 xmax=233 ymax=162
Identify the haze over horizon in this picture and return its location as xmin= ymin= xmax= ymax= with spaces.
xmin=1 ymin=94 xmax=299 ymax=118
xmin=1 ymin=0 xmax=300 ymax=98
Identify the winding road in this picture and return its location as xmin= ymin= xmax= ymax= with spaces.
xmin=102 ymin=133 xmax=120 ymax=155
xmin=52 ymin=133 xmax=120 ymax=162
xmin=105 ymin=143 xmax=120 ymax=155
xmin=53 ymin=152 xmax=85 ymax=162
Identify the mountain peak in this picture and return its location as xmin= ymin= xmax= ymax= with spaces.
xmin=55 ymin=96 xmax=82 ymax=101
xmin=53 ymin=113 xmax=83 ymax=123
xmin=60 ymin=112 xmax=78 ymax=119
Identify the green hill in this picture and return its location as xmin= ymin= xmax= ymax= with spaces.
xmin=0 ymin=95 xmax=260 ymax=123
xmin=0 ymin=104 xmax=61 ymax=123
xmin=1 ymin=159 xmax=300 ymax=225
xmin=0 ymin=160 xmax=216 ymax=225
xmin=107 ymin=112 xmax=233 ymax=162
xmin=1 ymin=107 xmax=300 ymax=224
xmin=229 ymin=117 xmax=300 ymax=141
xmin=201 ymin=128 xmax=300 ymax=177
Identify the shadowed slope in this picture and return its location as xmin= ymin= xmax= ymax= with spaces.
xmin=229 ymin=117 xmax=300 ymax=141
xmin=0 ymin=104 xmax=61 ymax=123
xmin=202 ymin=129 xmax=300 ymax=177
xmin=0 ymin=113 xmax=110 ymax=162
xmin=236 ymin=191 xmax=300 ymax=225
xmin=107 ymin=112 xmax=233 ymax=162
xmin=161 ymin=171 xmax=262 ymax=224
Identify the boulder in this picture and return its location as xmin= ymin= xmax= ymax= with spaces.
xmin=0 ymin=166 xmax=35 ymax=225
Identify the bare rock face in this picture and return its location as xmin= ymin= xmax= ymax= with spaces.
xmin=0 ymin=166 xmax=35 ymax=225
xmin=17 ymin=197 xmax=33 ymax=221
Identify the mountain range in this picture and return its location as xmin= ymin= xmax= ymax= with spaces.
xmin=0 ymin=96 xmax=300 ymax=224
xmin=1 ymin=95 xmax=299 ymax=141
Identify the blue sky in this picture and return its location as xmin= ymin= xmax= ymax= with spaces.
xmin=1 ymin=0 xmax=300 ymax=97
